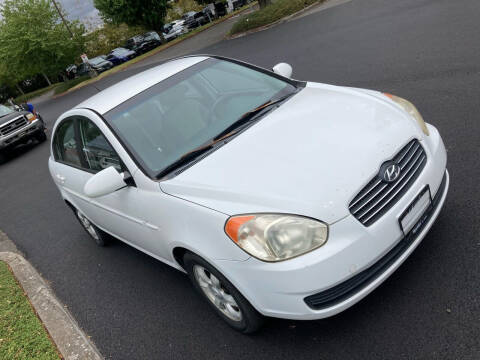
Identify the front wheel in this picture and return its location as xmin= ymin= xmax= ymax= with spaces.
xmin=183 ymin=252 xmax=264 ymax=333
xmin=0 ymin=151 xmax=6 ymax=164
xmin=36 ymin=130 xmax=47 ymax=143
xmin=74 ymin=209 xmax=109 ymax=246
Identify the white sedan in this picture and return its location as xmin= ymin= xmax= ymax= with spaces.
xmin=49 ymin=56 xmax=448 ymax=333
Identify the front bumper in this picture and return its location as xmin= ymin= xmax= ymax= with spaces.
xmin=214 ymin=124 xmax=448 ymax=320
xmin=0 ymin=119 xmax=45 ymax=150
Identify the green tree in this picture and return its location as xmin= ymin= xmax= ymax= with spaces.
xmin=94 ymin=0 xmax=169 ymax=32
xmin=0 ymin=61 xmax=25 ymax=96
xmin=0 ymin=0 xmax=85 ymax=86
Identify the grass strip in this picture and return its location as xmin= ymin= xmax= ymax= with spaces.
xmin=230 ymin=0 xmax=325 ymax=35
xmin=0 ymin=261 xmax=59 ymax=360
xmin=53 ymin=76 xmax=90 ymax=95
xmin=14 ymin=84 xmax=59 ymax=104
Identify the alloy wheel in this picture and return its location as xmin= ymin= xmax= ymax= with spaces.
xmin=193 ymin=264 xmax=243 ymax=322
xmin=76 ymin=210 xmax=100 ymax=241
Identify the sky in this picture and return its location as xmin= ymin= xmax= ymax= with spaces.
xmin=59 ymin=0 xmax=102 ymax=27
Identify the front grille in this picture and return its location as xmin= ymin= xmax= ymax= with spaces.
xmin=0 ymin=116 xmax=28 ymax=136
xmin=349 ymin=139 xmax=427 ymax=226
xmin=305 ymin=171 xmax=447 ymax=310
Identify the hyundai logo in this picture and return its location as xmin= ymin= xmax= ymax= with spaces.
xmin=381 ymin=163 xmax=401 ymax=183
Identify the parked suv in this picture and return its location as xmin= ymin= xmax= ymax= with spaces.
xmin=143 ymin=31 xmax=163 ymax=45
xmin=0 ymin=104 xmax=46 ymax=163
xmin=125 ymin=34 xmax=161 ymax=55
xmin=182 ymin=11 xmax=209 ymax=29
xmin=194 ymin=11 xmax=210 ymax=26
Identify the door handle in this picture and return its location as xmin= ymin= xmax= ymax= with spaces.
xmin=55 ymin=174 xmax=66 ymax=184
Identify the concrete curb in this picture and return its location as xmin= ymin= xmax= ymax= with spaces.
xmin=0 ymin=251 xmax=103 ymax=360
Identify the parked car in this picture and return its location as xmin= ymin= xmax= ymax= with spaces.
xmin=88 ymin=57 xmax=113 ymax=73
xmin=214 ymin=2 xmax=227 ymax=17
xmin=194 ymin=11 xmax=211 ymax=26
xmin=125 ymin=34 xmax=161 ymax=56
xmin=173 ymin=19 xmax=189 ymax=33
xmin=163 ymin=23 xmax=180 ymax=41
xmin=143 ymin=31 xmax=163 ymax=45
xmin=0 ymin=103 xmax=46 ymax=163
xmin=106 ymin=48 xmax=136 ymax=66
xmin=65 ymin=64 xmax=77 ymax=80
xmin=232 ymin=0 xmax=247 ymax=10
xmin=182 ymin=11 xmax=203 ymax=29
xmin=49 ymin=55 xmax=448 ymax=333
xmin=202 ymin=7 xmax=214 ymax=21
xmin=75 ymin=63 xmax=92 ymax=78
xmin=164 ymin=21 xmax=189 ymax=41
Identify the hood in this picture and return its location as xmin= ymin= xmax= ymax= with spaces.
xmin=160 ymin=83 xmax=424 ymax=224
xmin=0 ymin=110 xmax=29 ymax=126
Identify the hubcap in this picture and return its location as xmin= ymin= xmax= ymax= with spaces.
xmin=193 ymin=265 xmax=242 ymax=322
xmin=77 ymin=211 xmax=99 ymax=241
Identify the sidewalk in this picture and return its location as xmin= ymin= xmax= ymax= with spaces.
xmin=0 ymin=231 xmax=103 ymax=360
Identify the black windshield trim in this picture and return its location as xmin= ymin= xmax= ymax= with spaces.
xmin=203 ymin=55 xmax=306 ymax=89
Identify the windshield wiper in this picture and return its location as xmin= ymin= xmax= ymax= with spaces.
xmin=213 ymin=93 xmax=293 ymax=141
xmin=156 ymin=93 xmax=295 ymax=179
xmin=156 ymin=145 xmax=215 ymax=179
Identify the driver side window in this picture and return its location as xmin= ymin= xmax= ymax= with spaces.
xmin=78 ymin=118 xmax=122 ymax=173
xmin=53 ymin=119 xmax=82 ymax=167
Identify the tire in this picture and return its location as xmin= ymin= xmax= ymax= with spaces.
xmin=36 ymin=130 xmax=47 ymax=143
xmin=183 ymin=252 xmax=264 ymax=333
xmin=74 ymin=209 xmax=109 ymax=247
xmin=0 ymin=151 xmax=6 ymax=164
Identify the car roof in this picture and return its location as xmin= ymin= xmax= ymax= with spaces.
xmin=76 ymin=56 xmax=208 ymax=115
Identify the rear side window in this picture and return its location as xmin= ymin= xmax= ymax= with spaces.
xmin=53 ymin=119 xmax=82 ymax=167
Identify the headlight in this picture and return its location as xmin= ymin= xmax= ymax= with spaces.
xmin=26 ymin=113 xmax=37 ymax=122
xmin=384 ymin=93 xmax=429 ymax=136
xmin=225 ymin=214 xmax=328 ymax=262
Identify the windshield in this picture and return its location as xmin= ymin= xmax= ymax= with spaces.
xmin=104 ymin=58 xmax=298 ymax=178
xmin=89 ymin=57 xmax=105 ymax=65
xmin=0 ymin=104 xmax=14 ymax=117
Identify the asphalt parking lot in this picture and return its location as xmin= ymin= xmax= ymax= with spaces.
xmin=0 ymin=0 xmax=479 ymax=359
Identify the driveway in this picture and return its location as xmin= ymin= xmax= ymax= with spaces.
xmin=0 ymin=0 xmax=479 ymax=359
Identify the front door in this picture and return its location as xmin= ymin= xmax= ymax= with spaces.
xmin=51 ymin=115 xmax=155 ymax=248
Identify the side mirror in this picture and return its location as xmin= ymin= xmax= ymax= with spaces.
xmin=84 ymin=166 xmax=126 ymax=198
xmin=272 ymin=63 xmax=293 ymax=78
